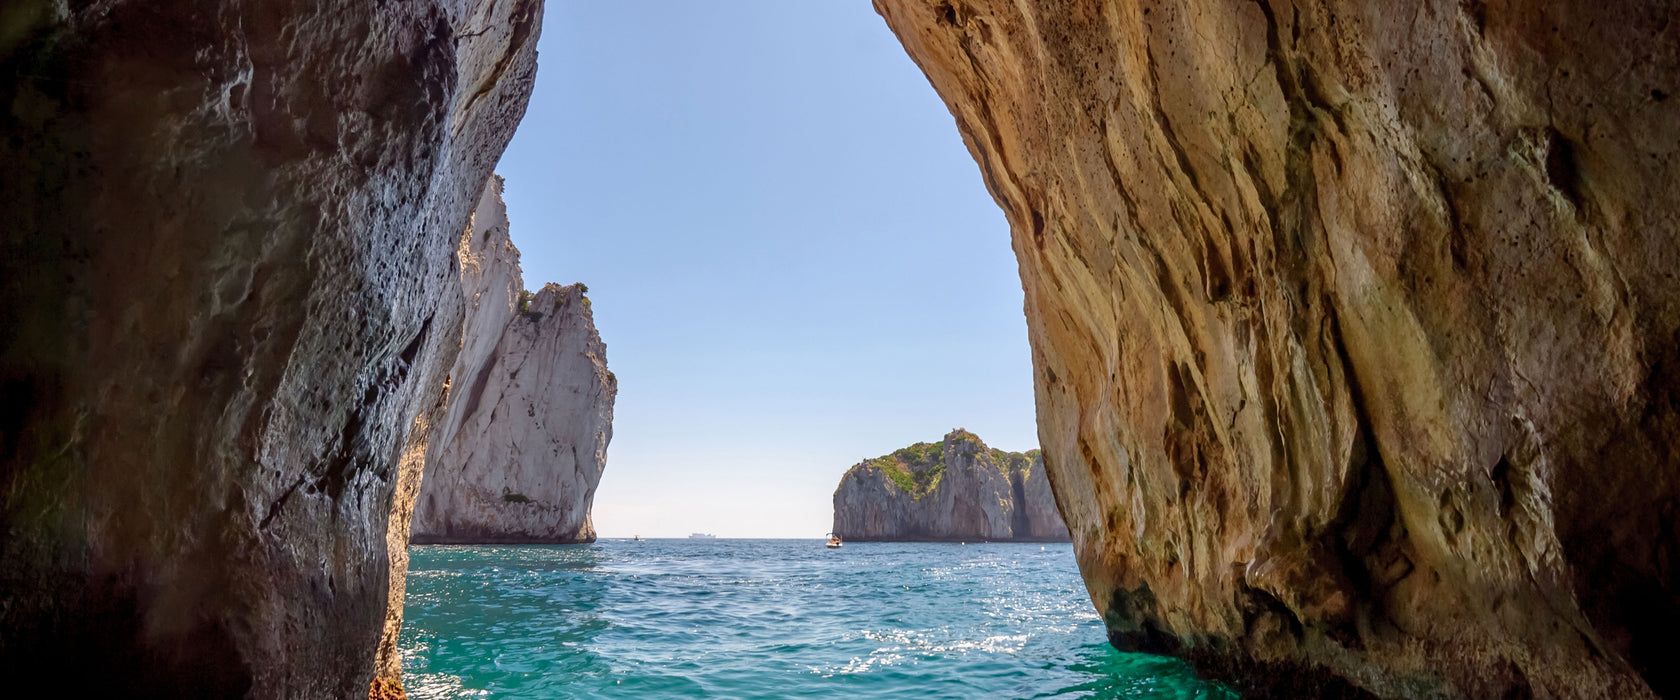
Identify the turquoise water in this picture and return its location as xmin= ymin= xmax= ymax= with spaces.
xmin=400 ymin=539 xmax=1233 ymax=699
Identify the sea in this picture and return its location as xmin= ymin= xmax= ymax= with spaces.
xmin=399 ymin=539 xmax=1236 ymax=699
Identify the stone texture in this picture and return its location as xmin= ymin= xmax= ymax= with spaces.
xmin=875 ymin=0 xmax=1679 ymax=697
xmin=409 ymin=177 xmax=616 ymax=545
xmin=0 ymin=0 xmax=539 ymax=697
xmin=832 ymin=430 xmax=1070 ymax=541
xmin=1016 ymin=452 xmax=1070 ymax=540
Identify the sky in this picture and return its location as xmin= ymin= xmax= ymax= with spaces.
xmin=494 ymin=2 xmax=1035 ymax=538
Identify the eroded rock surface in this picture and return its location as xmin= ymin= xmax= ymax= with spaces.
xmin=0 ymin=1 xmax=539 ymax=696
xmin=876 ymin=0 xmax=1680 ymax=697
xmin=410 ymin=178 xmax=616 ymax=545
xmin=832 ymin=430 xmax=1069 ymax=541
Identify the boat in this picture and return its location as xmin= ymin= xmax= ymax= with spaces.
xmin=632 ymin=535 xmax=641 ymax=541
xmin=688 ymin=533 xmax=716 ymax=539
xmin=825 ymin=533 xmax=842 ymax=549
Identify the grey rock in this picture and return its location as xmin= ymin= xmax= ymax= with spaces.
xmin=832 ymin=430 xmax=1069 ymax=542
xmin=0 ymin=1 xmax=539 ymax=696
xmin=410 ymin=177 xmax=616 ymax=545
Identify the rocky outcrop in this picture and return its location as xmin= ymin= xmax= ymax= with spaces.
xmin=0 ymin=1 xmax=539 ymax=697
xmin=1015 ymin=450 xmax=1069 ymax=540
xmin=832 ymin=430 xmax=1070 ymax=541
xmin=876 ymin=0 xmax=1680 ymax=697
xmin=409 ymin=178 xmax=616 ymax=545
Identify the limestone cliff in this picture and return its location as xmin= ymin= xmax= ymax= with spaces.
xmin=0 ymin=1 xmax=539 ymax=697
xmin=410 ymin=178 xmax=616 ymax=545
xmin=832 ymin=430 xmax=1070 ymax=541
xmin=877 ymin=0 xmax=1680 ymax=697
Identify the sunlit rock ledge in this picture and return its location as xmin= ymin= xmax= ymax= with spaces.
xmin=832 ymin=429 xmax=1070 ymax=542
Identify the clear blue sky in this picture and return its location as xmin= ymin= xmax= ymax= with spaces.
xmin=495 ymin=1 xmax=1034 ymax=538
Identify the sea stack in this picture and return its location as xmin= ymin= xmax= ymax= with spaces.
xmin=832 ymin=430 xmax=1069 ymax=542
xmin=409 ymin=178 xmax=617 ymax=544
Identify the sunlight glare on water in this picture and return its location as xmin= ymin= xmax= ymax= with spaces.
xmin=400 ymin=540 xmax=1234 ymax=699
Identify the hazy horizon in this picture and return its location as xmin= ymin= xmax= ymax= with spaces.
xmin=493 ymin=2 xmax=1034 ymax=538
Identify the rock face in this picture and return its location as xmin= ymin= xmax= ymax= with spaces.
xmin=876 ymin=0 xmax=1680 ymax=697
xmin=832 ymin=430 xmax=1070 ymax=541
xmin=410 ymin=178 xmax=616 ymax=545
xmin=0 ymin=1 xmax=539 ymax=697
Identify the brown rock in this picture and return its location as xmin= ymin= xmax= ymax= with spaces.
xmin=832 ymin=429 xmax=1070 ymax=541
xmin=409 ymin=177 xmax=617 ymax=545
xmin=0 ymin=0 xmax=538 ymax=696
xmin=875 ymin=0 xmax=1680 ymax=697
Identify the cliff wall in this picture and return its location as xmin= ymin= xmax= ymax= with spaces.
xmin=833 ymin=430 xmax=1070 ymax=541
xmin=876 ymin=0 xmax=1680 ymax=697
xmin=0 ymin=1 xmax=539 ymax=696
xmin=409 ymin=178 xmax=616 ymax=545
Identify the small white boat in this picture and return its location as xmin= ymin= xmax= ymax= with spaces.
xmin=825 ymin=533 xmax=843 ymax=549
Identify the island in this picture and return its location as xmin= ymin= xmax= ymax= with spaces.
xmin=831 ymin=429 xmax=1069 ymax=542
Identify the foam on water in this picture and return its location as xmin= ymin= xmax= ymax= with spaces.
xmin=400 ymin=539 xmax=1234 ymax=699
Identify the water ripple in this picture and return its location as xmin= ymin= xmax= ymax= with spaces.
xmin=401 ymin=540 xmax=1235 ymax=699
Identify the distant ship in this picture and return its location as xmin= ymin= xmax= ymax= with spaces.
xmin=688 ymin=533 xmax=716 ymax=539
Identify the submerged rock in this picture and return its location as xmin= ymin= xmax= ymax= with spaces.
xmin=877 ymin=0 xmax=1680 ymax=697
xmin=409 ymin=178 xmax=616 ymax=545
xmin=832 ymin=430 xmax=1069 ymax=542
xmin=0 ymin=1 xmax=538 ymax=696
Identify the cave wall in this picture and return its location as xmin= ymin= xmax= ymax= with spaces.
xmin=875 ymin=0 xmax=1680 ymax=697
xmin=0 ymin=0 xmax=539 ymax=696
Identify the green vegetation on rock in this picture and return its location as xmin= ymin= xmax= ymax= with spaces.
xmin=847 ymin=432 xmax=1042 ymax=500
xmin=863 ymin=441 xmax=949 ymax=499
